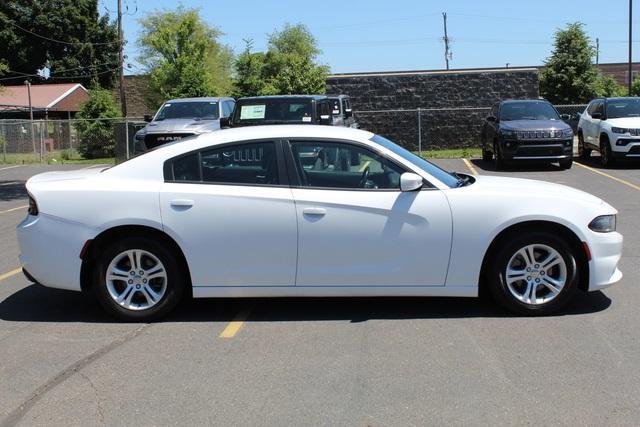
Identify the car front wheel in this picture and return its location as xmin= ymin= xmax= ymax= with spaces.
xmin=578 ymin=132 xmax=591 ymax=159
xmin=488 ymin=232 xmax=578 ymax=315
xmin=559 ymin=158 xmax=573 ymax=169
xmin=94 ymin=237 xmax=186 ymax=321
xmin=493 ymin=141 xmax=504 ymax=170
xmin=600 ymin=138 xmax=615 ymax=167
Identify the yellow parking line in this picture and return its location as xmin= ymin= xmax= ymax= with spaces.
xmin=462 ymin=158 xmax=479 ymax=175
xmin=0 ymin=205 xmax=28 ymax=215
xmin=219 ymin=307 xmax=252 ymax=338
xmin=575 ymin=162 xmax=640 ymax=192
xmin=0 ymin=267 xmax=22 ymax=282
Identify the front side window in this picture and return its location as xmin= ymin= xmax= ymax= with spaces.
xmin=155 ymin=101 xmax=220 ymax=120
xmin=593 ymin=101 xmax=604 ymax=116
xmin=290 ymin=141 xmax=404 ymax=190
xmin=169 ymin=142 xmax=279 ymax=185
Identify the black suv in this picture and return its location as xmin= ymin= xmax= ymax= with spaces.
xmin=221 ymin=95 xmax=333 ymax=127
xmin=481 ymin=99 xmax=574 ymax=170
xmin=327 ymin=94 xmax=358 ymax=128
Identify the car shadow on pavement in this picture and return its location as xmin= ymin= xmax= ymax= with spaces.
xmin=576 ymin=156 xmax=640 ymax=170
xmin=0 ymin=284 xmax=612 ymax=323
xmin=469 ymin=159 xmax=566 ymax=173
xmin=0 ymin=181 xmax=27 ymax=202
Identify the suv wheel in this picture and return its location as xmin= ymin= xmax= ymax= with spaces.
xmin=559 ymin=159 xmax=573 ymax=169
xmin=482 ymin=144 xmax=493 ymax=162
xmin=577 ymin=132 xmax=591 ymax=159
xmin=488 ymin=232 xmax=578 ymax=315
xmin=600 ymin=137 xmax=615 ymax=167
xmin=94 ymin=237 xmax=186 ymax=321
xmin=493 ymin=141 xmax=504 ymax=170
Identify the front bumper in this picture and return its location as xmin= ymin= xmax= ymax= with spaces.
xmin=611 ymin=139 xmax=640 ymax=158
xmin=500 ymin=138 xmax=573 ymax=161
xmin=587 ymin=230 xmax=623 ymax=291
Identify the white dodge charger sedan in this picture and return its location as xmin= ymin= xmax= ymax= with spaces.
xmin=17 ymin=126 xmax=623 ymax=320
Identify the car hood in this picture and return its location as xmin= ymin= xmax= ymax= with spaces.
xmin=500 ymin=119 xmax=571 ymax=131
xmin=604 ymin=117 xmax=640 ymax=127
xmin=139 ymin=118 xmax=221 ymax=134
xmin=468 ymin=174 xmax=605 ymax=206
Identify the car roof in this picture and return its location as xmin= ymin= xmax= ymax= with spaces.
xmin=164 ymin=97 xmax=233 ymax=103
xmin=237 ymin=95 xmax=328 ymax=101
xmin=500 ymin=99 xmax=551 ymax=104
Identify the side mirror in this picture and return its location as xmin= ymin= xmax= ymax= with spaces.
xmin=220 ymin=117 xmax=230 ymax=128
xmin=344 ymin=109 xmax=353 ymax=118
xmin=591 ymin=112 xmax=602 ymax=120
xmin=560 ymin=113 xmax=570 ymax=120
xmin=400 ymin=172 xmax=423 ymax=192
xmin=486 ymin=115 xmax=497 ymax=123
xmin=143 ymin=114 xmax=153 ymax=123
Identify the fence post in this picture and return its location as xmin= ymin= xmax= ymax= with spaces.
xmin=1 ymin=122 xmax=6 ymax=163
xmin=124 ymin=118 xmax=129 ymax=160
xmin=417 ymin=107 xmax=422 ymax=157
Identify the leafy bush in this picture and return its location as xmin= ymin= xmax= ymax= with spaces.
xmin=74 ymin=88 xmax=119 ymax=159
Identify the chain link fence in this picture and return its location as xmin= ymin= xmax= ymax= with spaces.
xmin=0 ymin=104 xmax=589 ymax=163
xmin=0 ymin=118 xmax=145 ymax=164
xmin=353 ymin=104 xmax=588 ymax=152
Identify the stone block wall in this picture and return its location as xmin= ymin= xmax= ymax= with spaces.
xmin=326 ymin=69 xmax=539 ymax=150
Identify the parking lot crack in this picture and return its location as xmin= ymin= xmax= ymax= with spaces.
xmin=0 ymin=324 xmax=150 ymax=427
xmin=79 ymin=371 xmax=105 ymax=426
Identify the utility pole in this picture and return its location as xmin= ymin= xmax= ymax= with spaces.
xmin=442 ymin=12 xmax=451 ymax=70
xmin=596 ymin=38 xmax=599 ymax=65
xmin=629 ymin=0 xmax=634 ymax=95
xmin=24 ymin=80 xmax=36 ymax=157
xmin=117 ymin=0 xmax=127 ymax=117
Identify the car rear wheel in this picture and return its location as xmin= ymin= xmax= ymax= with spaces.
xmin=482 ymin=143 xmax=492 ymax=162
xmin=577 ymin=132 xmax=591 ymax=159
xmin=94 ymin=237 xmax=185 ymax=321
xmin=488 ymin=232 xmax=578 ymax=315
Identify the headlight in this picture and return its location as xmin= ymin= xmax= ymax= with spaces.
xmin=500 ymin=129 xmax=517 ymax=138
xmin=561 ymin=128 xmax=573 ymax=138
xmin=611 ymin=127 xmax=628 ymax=134
xmin=589 ymin=215 xmax=616 ymax=233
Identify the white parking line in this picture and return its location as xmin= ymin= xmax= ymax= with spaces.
xmin=0 ymin=165 xmax=23 ymax=171
xmin=0 ymin=205 xmax=28 ymax=215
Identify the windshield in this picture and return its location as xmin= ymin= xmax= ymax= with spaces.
xmin=155 ymin=101 xmax=220 ymax=120
xmin=234 ymin=100 xmax=314 ymax=123
xmin=370 ymin=135 xmax=460 ymax=188
xmin=606 ymin=98 xmax=640 ymax=118
xmin=499 ymin=101 xmax=560 ymax=121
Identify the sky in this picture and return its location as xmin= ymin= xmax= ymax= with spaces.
xmin=99 ymin=0 xmax=638 ymax=75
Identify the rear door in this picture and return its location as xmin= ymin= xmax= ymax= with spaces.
xmin=160 ymin=140 xmax=297 ymax=288
xmin=287 ymin=139 xmax=452 ymax=287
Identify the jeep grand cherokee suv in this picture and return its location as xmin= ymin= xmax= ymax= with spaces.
xmin=481 ymin=99 xmax=574 ymax=170
xmin=134 ymin=97 xmax=235 ymax=152
xmin=577 ymin=97 xmax=640 ymax=166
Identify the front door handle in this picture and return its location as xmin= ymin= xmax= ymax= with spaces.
xmin=302 ymin=207 xmax=326 ymax=216
xmin=170 ymin=199 xmax=194 ymax=208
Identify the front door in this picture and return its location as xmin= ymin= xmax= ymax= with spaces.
xmin=288 ymin=140 xmax=453 ymax=287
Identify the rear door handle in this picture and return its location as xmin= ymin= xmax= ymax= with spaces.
xmin=170 ymin=199 xmax=194 ymax=208
xmin=302 ymin=207 xmax=326 ymax=216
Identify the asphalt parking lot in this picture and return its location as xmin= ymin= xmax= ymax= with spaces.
xmin=0 ymin=157 xmax=639 ymax=426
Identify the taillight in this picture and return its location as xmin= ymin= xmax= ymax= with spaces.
xmin=28 ymin=194 xmax=38 ymax=216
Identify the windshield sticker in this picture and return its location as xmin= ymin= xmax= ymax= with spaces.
xmin=240 ymin=105 xmax=266 ymax=119
xmin=302 ymin=116 xmax=312 ymax=122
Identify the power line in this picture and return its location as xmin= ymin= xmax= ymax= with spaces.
xmin=0 ymin=15 xmax=121 ymax=46
xmin=0 ymin=62 xmax=119 ymax=81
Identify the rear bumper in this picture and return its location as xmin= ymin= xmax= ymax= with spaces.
xmin=500 ymin=138 xmax=573 ymax=160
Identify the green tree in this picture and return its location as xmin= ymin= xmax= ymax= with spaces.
xmin=595 ymin=73 xmax=626 ymax=97
xmin=540 ymin=23 xmax=601 ymax=104
xmin=74 ymin=88 xmax=120 ymax=159
xmin=138 ymin=8 xmax=233 ymax=108
xmin=0 ymin=0 xmax=118 ymax=88
xmin=233 ymin=24 xmax=329 ymax=97
xmin=631 ymin=76 xmax=640 ymax=96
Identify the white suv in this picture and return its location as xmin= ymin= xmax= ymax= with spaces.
xmin=577 ymin=97 xmax=640 ymax=166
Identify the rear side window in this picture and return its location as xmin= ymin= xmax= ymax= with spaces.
xmin=222 ymin=101 xmax=235 ymax=117
xmin=168 ymin=142 xmax=279 ymax=185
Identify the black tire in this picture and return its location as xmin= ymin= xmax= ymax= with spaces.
xmin=93 ymin=236 xmax=186 ymax=321
xmin=600 ymin=137 xmax=615 ymax=167
xmin=493 ymin=141 xmax=504 ymax=170
xmin=482 ymin=142 xmax=493 ymax=162
xmin=559 ymin=158 xmax=573 ymax=169
xmin=487 ymin=231 xmax=579 ymax=316
xmin=577 ymin=132 xmax=591 ymax=159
